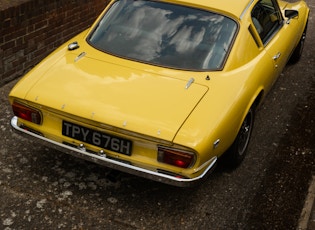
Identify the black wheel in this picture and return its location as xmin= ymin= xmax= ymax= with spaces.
xmin=289 ymin=21 xmax=308 ymax=64
xmin=225 ymin=107 xmax=255 ymax=167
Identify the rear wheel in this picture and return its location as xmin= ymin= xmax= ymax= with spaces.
xmin=225 ymin=107 xmax=255 ymax=167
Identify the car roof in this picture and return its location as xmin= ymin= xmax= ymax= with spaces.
xmin=165 ymin=0 xmax=253 ymax=19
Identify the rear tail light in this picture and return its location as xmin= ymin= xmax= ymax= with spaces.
xmin=158 ymin=146 xmax=195 ymax=168
xmin=12 ymin=102 xmax=42 ymax=125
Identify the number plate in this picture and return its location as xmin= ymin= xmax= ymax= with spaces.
xmin=62 ymin=121 xmax=132 ymax=155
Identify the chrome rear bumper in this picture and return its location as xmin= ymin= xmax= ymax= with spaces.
xmin=11 ymin=116 xmax=217 ymax=187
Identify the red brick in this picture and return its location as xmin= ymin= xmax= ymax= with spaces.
xmin=1 ymin=0 xmax=107 ymax=86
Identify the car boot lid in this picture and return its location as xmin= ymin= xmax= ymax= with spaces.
xmin=21 ymin=53 xmax=208 ymax=141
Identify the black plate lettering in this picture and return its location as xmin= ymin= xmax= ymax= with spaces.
xmin=62 ymin=121 xmax=132 ymax=155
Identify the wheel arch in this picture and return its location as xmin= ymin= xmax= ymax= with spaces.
xmin=241 ymin=88 xmax=264 ymax=126
xmin=231 ymin=89 xmax=264 ymax=146
xmin=251 ymin=89 xmax=264 ymax=110
xmin=222 ymin=89 xmax=265 ymax=166
xmin=222 ymin=88 xmax=264 ymax=154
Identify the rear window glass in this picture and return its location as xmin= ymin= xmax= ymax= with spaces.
xmin=88 ymin=0 xmax=238 ymax=70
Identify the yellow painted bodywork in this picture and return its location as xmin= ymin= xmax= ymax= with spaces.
xmin=9 ymin=0 xmax=309 ymax=180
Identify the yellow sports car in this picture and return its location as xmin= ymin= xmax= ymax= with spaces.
xmin=9 ymin=0 xmax=309 ymax=186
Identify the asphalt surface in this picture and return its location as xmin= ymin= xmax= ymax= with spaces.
xmin=1 ymin=2 xmax=314 ymax=229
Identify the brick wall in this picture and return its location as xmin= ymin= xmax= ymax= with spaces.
xmin=0 ymin=0 xmax=109 ymax=86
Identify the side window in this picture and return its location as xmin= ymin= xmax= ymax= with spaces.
xmin=251 ymin=0 xmax=283 ymax=44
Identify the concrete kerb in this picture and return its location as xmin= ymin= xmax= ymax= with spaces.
xmin=297 ymin=176 xmax=315 ymax=230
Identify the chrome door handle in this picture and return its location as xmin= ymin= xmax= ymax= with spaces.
xmin=273 ymin=52 xmax=281 ymax=60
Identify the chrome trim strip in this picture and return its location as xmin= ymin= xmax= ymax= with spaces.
xmin=240 ymin=0 xmax=254 ymax=20
xmin=74 ymin=52 xmax=86 ymax=62
xmin=11 ymin=116 xmax=217 ymax=187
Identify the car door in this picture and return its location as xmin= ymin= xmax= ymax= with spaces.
xmin=251 ymin=0 xmax=298 ymax=80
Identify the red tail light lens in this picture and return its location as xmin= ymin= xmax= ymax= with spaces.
xmin=158 ymin=146 xmax=195 ymax=168
xmin=12 ymin=102 xmax=42 ymax=125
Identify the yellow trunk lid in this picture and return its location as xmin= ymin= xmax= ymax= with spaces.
xmin=25 ymin=54 xmax=208 ymax=141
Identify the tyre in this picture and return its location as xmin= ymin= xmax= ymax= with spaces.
xmin=225 ymin=107 xmax=255 ymax=167
xmin=289 ymin=21 xmax=308 ymax=64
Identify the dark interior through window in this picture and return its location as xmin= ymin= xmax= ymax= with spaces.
xmin=251 ymin=0 xmax=283 ymax=44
